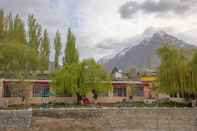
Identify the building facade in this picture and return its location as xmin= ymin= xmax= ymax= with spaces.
xmin=0 ymin=79 xmax=76 ymax=105
xmin=0 ymin=78 xmax=155 ymax=105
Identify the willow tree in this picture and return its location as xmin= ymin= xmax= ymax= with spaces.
xmin=52 ymin=29 xmax=111 ymax=103
xmin=188 ymin=51 xmax=197 ymax=97
xmin=52 ymin=59 xmax=111 ymax=103
xmin=79 ymin=59 xmax=111 ymax=99
xmin=157 ymin=45 xmax=189 ymax=97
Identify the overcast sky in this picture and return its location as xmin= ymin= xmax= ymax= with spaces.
xmin=0 ymin=0 xmax=197 ymax=60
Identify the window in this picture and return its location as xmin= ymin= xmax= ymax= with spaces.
xmin=3 ymin=86 xmax=11 ymax=97
xmin=33 ymin=83 xmax=50 ymax=97
xmin=3 ymin=82 xmax=21 ymax=97
xmin=134 ymin=87 xmax=144 ymax=96
xmin=113 ymin=87 xmax=126 ymax=97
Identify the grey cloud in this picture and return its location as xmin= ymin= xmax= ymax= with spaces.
xmin=119 ymin=0 xmax=197 ymax=19
xmin=96 ymin=39 xmax=121 ymax=50
xmin=0 ymin=0 xmax=72 ymax=30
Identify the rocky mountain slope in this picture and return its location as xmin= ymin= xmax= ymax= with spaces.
xmin=99 ymin=30 xmax=195 ymax=71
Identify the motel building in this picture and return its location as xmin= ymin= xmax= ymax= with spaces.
xmin=0 ymin=69 xmax=157 ymax=105
xmin=98 ymin=67 xmax=158 ymax=103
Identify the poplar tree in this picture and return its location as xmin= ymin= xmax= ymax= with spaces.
xmin=64 ymin=28 xmax=79 ymax=65
xmin=7 ymin=13 xmax=14 ymax=41
xmin=41 ymin=29 xmax=50 ymax=70
xmin=54 ymin=30 xmax=62 ymax=68
xmin=13 ymin=15 xmax=27 ymax=44
xmin=28 ymin=15 xmax=42 ymax=53
xmin=0 ymin=9 xmax=5 ymax=40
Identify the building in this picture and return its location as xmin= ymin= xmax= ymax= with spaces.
xmin=0 ymin=79 xmax=76 ymax=105
xmin=0 ymin=77 xmax=155 ymax=105
xmin=97 ymin=80 xmax=149 ymax=103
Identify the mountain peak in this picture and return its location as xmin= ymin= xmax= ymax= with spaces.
xmin=100 ymin=29 xmax=196 ymax=71
xmin=143 ymin=27 xmax=167 ymax=38
xmin=154 ymin=30 xmax=167 ymax=37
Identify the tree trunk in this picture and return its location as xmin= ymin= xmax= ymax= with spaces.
xmin=76 ymin=93 xmax=82 ymax=105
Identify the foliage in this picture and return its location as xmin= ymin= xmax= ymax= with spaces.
xmin=64 ymin=28 xmax=79 ymax=65
xmin=157 ymin=45 xmax=197 ymax=98
xmin=112 ymin=101 xmax=189 ymax=108
xmin=54 ymin=30 xmax=62 ymax=68
xmin=40 ymin=29 xmax=50 ymax=70
xmin=52 ymin=59 xmax=111 ymax=101
xmin=28 ymin=15 xmax=42 ymax=53
xmin=0 ymin=42 xmax=42 ymax=79
xmin=80 ymin=59 xmax=111 ymax=95
xmin=0 ymin=9 xmax=6 ymax=40
xmin=52 ymin=29 xmax=111 ymax=103
xmin=10 ymin=81 xmax=32 ymax=107
xmin=13 ymin=15 xmax=27 ymax=44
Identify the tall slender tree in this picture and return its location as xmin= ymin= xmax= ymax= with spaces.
xmin=28 ymin=15 xmax=42 ymax=53
xmin=54 ymin=30 xmax=62 ymax=68
xmin=13 ymin=15 xmax=27 ymax=44
xmin=41 ymin=29 xmax=50 ymax=70
xmin=64 ymin=28 xmax=79 ymax=65
xmin=0 ymin=9 xmax=5 ymax=40
xmin=7 ymin=13 xmax=14 ymax=40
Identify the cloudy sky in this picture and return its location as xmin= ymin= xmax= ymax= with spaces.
xmin=0 ymin=0 xmax=197 ymax=60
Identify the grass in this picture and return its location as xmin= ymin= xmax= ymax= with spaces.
xmin=112 ymin=101 xmax=190 ymax=108
xmin=4 ymin=100 xmax=191 ymax=110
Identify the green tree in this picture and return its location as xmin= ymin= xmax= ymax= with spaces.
xmin=7 ymin=13 xmax=14 ymax=41
xmin=0 ymin=42 xmax=42 ymax=78
xmin=52 ymin=59 xmax=111 ymax=103
xmin=188 ymin=51 xmax=197 ymax=97
xmin=64 ymin=28 xmax=79 ymax=65
xmin=79 ymin=59 xmax=111 ymax=100
xmin=0 ymin=9 xmax=5 ymax=40
xmin=157 ymin=45 xmax=195 ymax=98
xmin=13 ymin=15 xmax=27 ymax=44
xmin=0 ymin=42 xmax=42 ymax=106
xmin=54 ymin=30 xmax=62 ymax=68
xmin=41 ymin=29 xmax=50 ymax=70
xmin=28 ymin=15 xmax=42 ymax=53
xmin=52 ymin=29 xmax=111 ymax=103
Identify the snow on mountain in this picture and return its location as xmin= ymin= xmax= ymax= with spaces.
xmin=99 ymin=29 xmax=196 ymax=71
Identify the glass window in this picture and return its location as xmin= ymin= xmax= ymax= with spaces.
xmin=134 ymin=87 xmax=144 ymax=96
xmin=3 ymin=82 xmax=21 ymax=97
xmin=3 ymin=86 xmax=11 ymax=97
xmin=33 ymin=83 xmax=50 ymax=97
xmin=113 ymin=87 xmax=126 ymax=97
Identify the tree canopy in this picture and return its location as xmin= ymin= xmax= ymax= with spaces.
xmin=0 ymin=10 xmax=64 ymax=78
xmin=157 ymin=45 xmax=197 ymax=98
xmin=54 ymin=30 xmax=62 ymax=68
xmin=52 ymin=59 xmax=111 ymax=101
xmin=0 ymin=42 xmax=42 ymax=79
xmin=64 ymin=28 xmax=79 ymax=65
xmin=52 ymin=29 xmax=111 ymax=103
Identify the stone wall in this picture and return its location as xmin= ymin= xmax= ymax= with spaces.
xmin=0 ymin=108 xmax=197 ymax=131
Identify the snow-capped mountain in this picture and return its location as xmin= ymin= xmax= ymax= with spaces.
xmin=99 ymin=29 xmax=196 ymax=71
